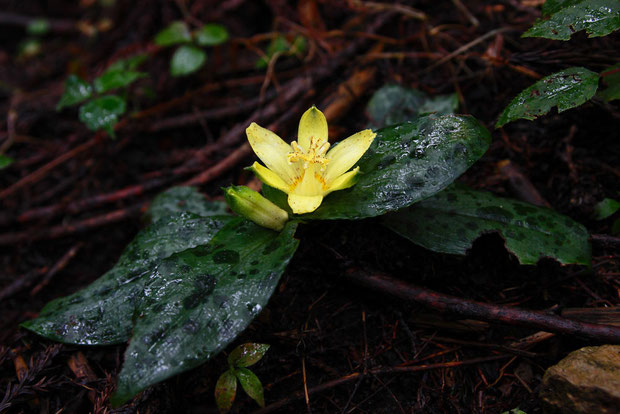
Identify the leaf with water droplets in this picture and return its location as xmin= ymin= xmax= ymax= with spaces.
xmin=228 ymin=343 xmax=270 ymax=367
xmin=170 ymin=45 xmax=207 ymax=77
xmin=524 ymin=0 xmax=620 ymax=40
xmin=57 ymin=75 xmax=93 ymax=110
xmin=154 ymin=21 xmax=191 ymax=46
xmin=496 ymin=67 xmax=599 ymax=128
xmin=215 ymin=370 xmax=237 ymax=413
xmin=111 ymin=219 xmax=298 ymax=406
xmin=146 ymin=186 xmax=229 ymax=223
xmin=235 ymin=367 xmax=265 ymax=407
xmin=383 ymin=184 xmax=591 ymax=265
xmin=264 ymin=115 xmax=490 ymax=220
xmin=78 ymin=95 xmax=126 ymax=137
xmin=22 ymin=213 xmax=233 ymax=345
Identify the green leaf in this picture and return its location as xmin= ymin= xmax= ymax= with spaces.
xmin=170 ymin=45 xmax=207 ymax=77
xmin=598 ymin=63 xmax=620 ymax=102
xmin=593 ymin=198 xmax=620 ymax=220
xmin=195 ymin=23 xmax=229 ymax=46
xmin=496 ymin=67 xmax=599 ymax=127
xmin=367 ymin=84 xmax=459 ymax=129
xmin=56 ymin=75 xmax=93 ymax=110
xmin=146 ymin=186 xmax=229 ymax=223
xmin=27 ymin=18 xmax=50 ymax=35
xmin=255 ymin=35 xmax=306 ymax=69
xmin=107 ymin=54 xmax=148 ymax=71
xmin=215 ymin=370 xmax=237 ymax=413
xmin=112 ymin=219 xmax=299 ymax=405
xmin=78 ymin=95 xmax=126 ymax=137
xmin=22 ymin=213 xmax=233 ymax=345
xmin=94 ymin=69 xmax=146 ymax=93
xmin=235 ymin=368 xmax=265 ymax=407
xmin=383 ymin=184 xmax=591 ymax=266
xmin=264 ymin=115 xmax=490 ymax=220
xmin=228 ymin=343 xmax=270 ymax=368
xmin=154 ymin=21 xmax=191 ymax=46
xmin=0 ymin=154 xmax=14 ymax=170
xmin=524 ymin=0 xmax=620 ymax=40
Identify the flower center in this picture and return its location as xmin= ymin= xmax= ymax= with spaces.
xmin=287 ymin=137 xmax=330 ymax=170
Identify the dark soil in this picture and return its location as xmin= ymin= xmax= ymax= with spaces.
xmin=1 ymin=1 xmax=619 ymax=413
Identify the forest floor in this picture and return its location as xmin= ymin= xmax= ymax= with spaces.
xmin=1 ymin=1 xmax=619 ymax=413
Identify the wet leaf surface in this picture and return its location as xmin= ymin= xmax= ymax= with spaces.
xmin=146 ymin=186 xmax=229 ymax=223
xmin=524 ymin=0 xmax=620 ymax=40
xmin=263 ymin=115 xmax=490 ymax=220
xmin=78 ymin=95 xmax=126 ymax=136
xmin=22 ymin=213 xmax=233 ymax=345
xmin=383 ymin=184 xmax=591 ymax=265
xmin=56 ymin=75 xmax=93 ymax=110
xmin=94 ymin=69 xmax=146 ymax=94
xmin=366 ymin=84 xmax=458 ymax=128
xmin=228 ymin=343 xmax=270 ymax=367
xmin=215 ymin=370 xmax=237 ymax=413
xmin=111 ymin=219 xmax=298 ymax=405
xmin=235 ymin=367 xmax=265 ymax=407
xmin=154 ymin=21 xmax=192 ymax=46
xmin=195 ymin=23 xmax=229 ymax=46
xmin=496 ymin=67 xmax=599 ymax=127
xmin=170 ymin=45 xmax=207 ymax=77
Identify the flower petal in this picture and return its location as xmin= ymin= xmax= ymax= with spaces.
xmin=248 ymin=162 xmax=290 ymax=193
xmin=288 ymin=193 xmax=323 ymax=214
xmin=324 ymin=129 xmax=375 ymax=184
xmin=246 ymin=122 xmax=297 ymax=184
xmin=298 ymin=106 xmax=328 ymax=150
xmin=325 ymin=167 xmax=359 ymax=194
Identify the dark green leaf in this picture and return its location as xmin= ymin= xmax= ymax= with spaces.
xmin=228 ymin=343 xmax=270 ymax=368
xmin=255 ymin=35 xmax=304 ymax=69
xmin=215 ymin=370 xmax=237 ymax=413
xmin=57 ymin=75 xmax=93 ymax=110
xmin=524 ymin=0 xmax=620 ymax=40
xmin=170 ymin=45 xmax=207 ymax=77
xmin=195 ymin=23 xmax=229 ymax=46
xmin=496 ymin=67 xmax=599 ymax=127
xmin=0 ymin=154 xmax=14 ymax=170
xmin=111 ymin=219 xmax=299 ymax=405
xmin=94 ymin=69 xmax=146 ymax=93
xmin=367 ymin=84 xmax=458 ymax=129
xmin=107 ymin=54 xmax=148 ymax=71
xmin=22 ymin=213 xmax=233 ymax=345
xmin=79 ymin=95 xmax=126 ymax=137
xmin=235 ymin=368 xmax=265 ymax=407
xmin=27 ymin=18 xmax=50 ymax=35
xmin=383 ymin=184 xmax=591 ymax=265
xmin=593 ymin=198 xmax=620 ymax=220
xmin=598 ymin=63 xmax=620 ymax=102
xmin=146 ymin=186 xmax=229 ymax=223
xmin=542 ymin=0 xmax=583 ymax=16
xmin=266 ymin=115 xmax=490 ymax=220
xmin=155 ymin=21 xmax=191 ymax=46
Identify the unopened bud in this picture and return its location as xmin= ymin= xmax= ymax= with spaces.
xmin=224 ymin=186 xmax=289 ymax=231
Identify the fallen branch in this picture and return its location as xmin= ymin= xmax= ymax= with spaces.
xmin=343 ymin=267 xmax=620 ymax=344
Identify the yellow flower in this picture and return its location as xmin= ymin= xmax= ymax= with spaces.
xmin=246 ymin=106 xmax=376 ymax=214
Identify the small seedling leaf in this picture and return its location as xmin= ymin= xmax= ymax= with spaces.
xmin=593 ymin=198 xmax=620 ymax=220
xmin=155 ymin=21 xmax=191 ymax=46
xmin=235 ymin=368 xmax=265 ymax=407
xmin=0 ymin=155 xmax=14 ymax=170
xmin=195 ymin=23 xmax=229 ymax=46
xmin=78 ymin=95 xmax=126 ymax=136
xmin=57 ymin=75 xmax=93 ymax=110
xmin=228 ymin=343 xmax=270 ymax=367
xmin=215 ymin=370 xmax=237 ymax=413
xmin=383 ymin=184 xmax=591 ymax=266
xmin=496 ymin=67 xmax=599 ymax=127
xmin=94 ymin=69 xmax=146 ymax=93
xmin=170 ymin=45 xmax=207 ymax=77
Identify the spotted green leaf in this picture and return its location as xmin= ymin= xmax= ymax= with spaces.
xmin=78 ymin=95 xmax=126 ymax=137
xmin=155 ymin=21 xmax=191 ymax=46
xmin=383 ymin=184 xmax=591 ymax=265
xmin=22 ymin=213 xmax=233 ymax=345
xmin=235 ymin=368 xmax=265 ymax=407
xmin=496 ymin=67 xmax=599 ymax=128
xmin=228 ymin=343 xmax=270 ymax=368
xmin=195 ymin=23 xmax=229 ymax=46
xmin=57 ymin=75 xmax=93 ymax=110
xmin=524 ymin=0 xmax=620 ymax=40
xmin=264 ymin=115 xmax=490 ymax=220
xmin=146 ymin=186 xmax=228 ymax=223
xmin=0 ymin=154 xmax=14 ymax=170
xmin=111 ymin=219 xmax=299 ymax=405
xmin=170 ymin=45 xmax=207 ymax=77
xmin=367 ymin=84 xmax=458 ymax=129
xmin=215 ymin=370 xmax=237 ymax=413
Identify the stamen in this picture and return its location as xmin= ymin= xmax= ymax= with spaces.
xmin=287 ymin=136 xmax=330 ymax=169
